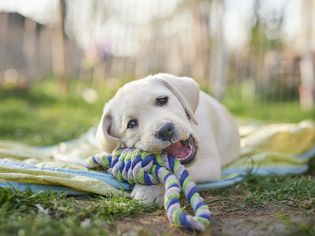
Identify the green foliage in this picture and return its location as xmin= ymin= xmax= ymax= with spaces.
xmin=249 ymin=0 xmax=284 ymax=51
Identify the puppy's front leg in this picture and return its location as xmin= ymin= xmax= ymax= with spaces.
xmin=130 ymin=184 xmax=164 ymax=206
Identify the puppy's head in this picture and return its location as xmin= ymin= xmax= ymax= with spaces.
xmin=96 ymin=73 xmax=200 ymax=164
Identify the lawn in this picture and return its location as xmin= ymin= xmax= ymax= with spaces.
xmin=0 ymin=79 xmax=314 ymax=235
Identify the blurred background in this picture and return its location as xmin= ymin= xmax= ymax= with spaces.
xmin=0 ymin=0 xmax=314 ymax=145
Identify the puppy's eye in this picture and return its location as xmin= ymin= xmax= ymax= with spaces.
xmin=156 ymin=96 xmax=168 ymax=106
xmin=127 ymin=119 xmax=138 ymax=129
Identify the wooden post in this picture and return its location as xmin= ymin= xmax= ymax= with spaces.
xmin=0 ymin=13 xmax=8 ymax=83
xmin=299 ymin=0 xmax=315 ymax=109
xmin=209 ymin=0 xmax=226 ymax=101
xmin=50 ymin=0 xmax=66 ymax=93
xmin=23 ymin=18 xmax=37 ymax=81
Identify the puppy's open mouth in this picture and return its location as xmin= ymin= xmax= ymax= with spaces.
xmin=166 ymin=136 xmax=197 ymax=164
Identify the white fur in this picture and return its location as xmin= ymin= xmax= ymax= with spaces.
xmin=96 ymin=73 xmax=240 ymax=206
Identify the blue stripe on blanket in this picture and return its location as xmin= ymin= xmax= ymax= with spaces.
xmin=0 ymin=159 xmax=132 ymax=191
xmin=221 ymin=165 xmax=309 ymax=176
xmin=1 ymin=144 xmax=314 ymax=195
xmin=0 ymin=162 xmax=310 ymax=195
xmin=0 ymin=181 xmax=86 ymax=195
xmin=297 ymin=145 xmax=315 ymax=160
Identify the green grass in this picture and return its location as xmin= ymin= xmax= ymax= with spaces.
xmin=0 ymin=79 xmax=315 ymax=145
xmin=1 ymin=79 xmax=314 ymax=146
xmin=0 ymin=189 xmax=154 ymax=236
xmin=0 ymin=79 xmax=116 ymax=145
xmin=204 ymin=174 xmax=315 ymax=214
xmin=1 ymin=175 xmax=314 ymax=235
xmin=243 ymin=174 xmax=315 ymax=209
xmin=0 ymin=78 xmax=314 ymax=235
xmin=222 ymin=85 xmax=315 ymax=123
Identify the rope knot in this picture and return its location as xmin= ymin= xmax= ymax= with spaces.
xmin=85 ymin=147 xmax=211 ymax=231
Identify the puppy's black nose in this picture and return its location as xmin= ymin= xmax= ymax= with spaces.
xmin=156 ymin=123 xmax=175 ymax=141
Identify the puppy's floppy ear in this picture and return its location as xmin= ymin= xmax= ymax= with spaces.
xmin=96 ymin=106 xmax=120 ymax=152
xmin=155 ymin=73 xmax=200 ymax=125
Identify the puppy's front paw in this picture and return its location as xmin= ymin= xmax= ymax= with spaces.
xmin=130 ymin=184 xmax=164 ymax=206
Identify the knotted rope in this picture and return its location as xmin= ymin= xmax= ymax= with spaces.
xmin=85 ymin=147 xmax=211 ymax=231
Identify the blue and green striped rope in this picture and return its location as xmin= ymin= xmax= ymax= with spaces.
xmin=85 ymin=147 xmax=211 ymax=231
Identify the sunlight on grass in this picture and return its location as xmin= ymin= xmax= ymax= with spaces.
xmin=1 ymin=78 xmax=314 ymax=146
xmin=0 ymin=188 xmax=155 ymax=236
xmin=0 ymin=79 xmax=314 ymax=235
xmin=243 ymin=175 xmax=315 ymax=209
xmin=204 ymin=174 xmax=315 ymax=215
xmin=223 ymin=85 xmax=315 ymax=123
xmin=0 ymin=79 xmax=116 ymax=145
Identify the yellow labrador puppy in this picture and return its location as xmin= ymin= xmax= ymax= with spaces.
xmin=96 ymin=73 xmax=240 ymax=205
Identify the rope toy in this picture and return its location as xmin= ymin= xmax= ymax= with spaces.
xmin=85 ymin=147 xmax=211 ymax=231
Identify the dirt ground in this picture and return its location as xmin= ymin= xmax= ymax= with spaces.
xmin=110 ymin=175 xmax=315 ymax=236
xmin=112 ymin=209 xmax=314 ymax=236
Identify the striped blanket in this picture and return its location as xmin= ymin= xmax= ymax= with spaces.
xmin=0 ymin=120 xmax=314 ymax=195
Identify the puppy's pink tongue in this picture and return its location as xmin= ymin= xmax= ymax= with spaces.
xmin=167 ymin=141 xmax=184 ymax=152
xmin=167 ymin=141 xmax=190 ymax=160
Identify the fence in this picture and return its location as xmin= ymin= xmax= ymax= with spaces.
xmin=0 ymin=0 xmax=314 ymax=107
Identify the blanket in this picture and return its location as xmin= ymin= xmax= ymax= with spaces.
xmin=0 ymin=120 xmax=314 ymax=195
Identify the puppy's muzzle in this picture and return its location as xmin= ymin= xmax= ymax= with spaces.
xmin=154 ymin=122 xmax=196 ymax=165
xmin=155 ymin=122 xmax=175 ymax=141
